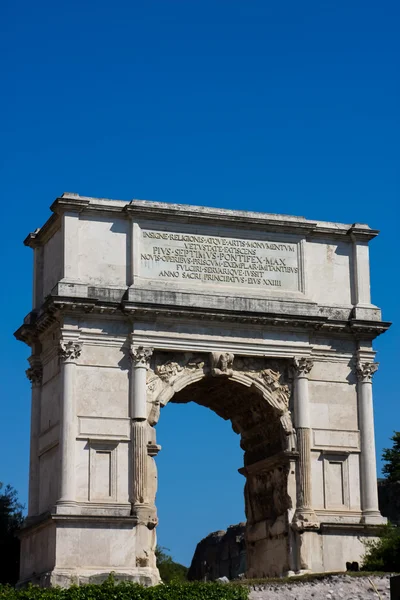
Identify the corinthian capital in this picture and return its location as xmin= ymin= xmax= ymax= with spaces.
xmin=293 ymin=356 xmax=313 ymax=377
xmin=26 ymin=365 xmax=43 ymax=386
xmin=130 ymin=346 xmax=153 ymax=367
xmin=59 ymin=341 xmax=82 ymax=362
xmin=356 ymin=361 xmax=379 ymax=383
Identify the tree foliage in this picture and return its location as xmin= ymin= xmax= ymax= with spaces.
xmin=155 ymin=546 xmax=188 ymax=583
xmin=362 ymin=524 xmax=400 ymax=571
xmin=382 ymin=431 xmax=400 ymax=482
xmin=0 ymin=483 xmax=24 ymax=585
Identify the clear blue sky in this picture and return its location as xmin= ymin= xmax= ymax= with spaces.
xmin=1 ymin=0 xmax=398 ymax=567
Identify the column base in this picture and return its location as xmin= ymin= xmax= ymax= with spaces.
xmin=292 ymin=508 xmax=320 ymax=531
xmin=131 ymin=503 xmax=158 ymax=528
xmin=361 ymin=511 xmax=387 ymax=525
xmin=54 ymin=501 xmax=78 ymax=515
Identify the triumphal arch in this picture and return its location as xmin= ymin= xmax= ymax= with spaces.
xmin=16 ymin=193 xmax=390 ymax=586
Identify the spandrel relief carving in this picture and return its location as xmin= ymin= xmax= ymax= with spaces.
xmin=210 ymin=352 xmax=234 ymax=376
xmin=155 ymin=361 xmax=184 ymax=381
xmin=260 ymin=370 xmax=290 ymax=408
xmin=235 ymin=357 xmax=291 ymax=410
xmin=153 ymin=352 xmax=207 ymax=385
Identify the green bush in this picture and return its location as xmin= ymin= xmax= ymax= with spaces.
xmin=0 ymin=483 xmax=24 ymax=585
xmin=0 ymin=577 xmax=249 ymax=600
xmin=362 ymin=524 xmax=400 ymax=571
xmin=155 ymin=546 xmax=188 ymax=583
xmin=382 ymin=431 xmax=400 ymax=483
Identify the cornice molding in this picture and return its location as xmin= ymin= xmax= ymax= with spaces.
xmin=23 ymin=193 xmax=380 ymax=245
xmin=50 ymin=194 xmax=90 ymax=215
xmin=348 ymin=223 xmax=380 ymax=242
xmin=14 ymin=295 xmax=391 ymax=346
xmin=124 ymin=201 xmax=318 ymax=235
xmin=24 ymin=214 xmax=61 ymax=248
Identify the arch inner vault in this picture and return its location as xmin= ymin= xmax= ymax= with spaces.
xmin=152 ymin=352 xmax=297 ymax=578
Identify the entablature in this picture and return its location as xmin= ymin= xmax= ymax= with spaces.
xmin=14 ymin=292 xmax=390 ymax=347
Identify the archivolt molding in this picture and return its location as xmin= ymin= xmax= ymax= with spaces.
xmin=146 ymin=351 xmax=293 ymax=429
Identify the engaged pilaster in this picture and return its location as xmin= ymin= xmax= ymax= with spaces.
xmin=26 ymin=357 xmax=43 ymax=517
xmin=129 ymin=345 xmax=157 ymax=527
xmin=57 ymin=340 xmax=82 ymax=507
xmin=292 ymin=357 xmax=319 ymax=530
xmin=356 ymin=361 xmax=385 ymax=524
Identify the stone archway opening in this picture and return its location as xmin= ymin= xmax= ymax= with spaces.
xmin=155 ymin=400 xmax=246 ymax=578
xmin=148 ymin=352 xmax=298 ymax=578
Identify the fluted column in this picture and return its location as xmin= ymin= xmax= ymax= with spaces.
xmin=292 ymin=357 xmax=318 ymax=529
xmin=26 ymin=357 xmax=43 ymax=517
xmin=132 ymin=421 xmax=147 ymax=504
xmin=356 ymin=361 xmax=384 ymax=523
xmin=57 ymin=340 xmax=82 ymax=506
xmin=129 ymin=345 xmax=157 ymax=527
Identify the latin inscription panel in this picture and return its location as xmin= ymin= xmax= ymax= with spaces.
xmin=140 ymin=230 xmax=301 ymax=292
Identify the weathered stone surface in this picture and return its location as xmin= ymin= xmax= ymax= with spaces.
xmin=15 ymin=193 xmax=390 ymax=586
xmin=188 ymin=524 xmax=246 ymax=581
